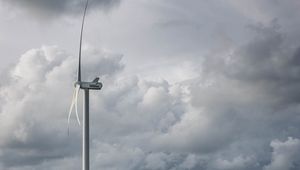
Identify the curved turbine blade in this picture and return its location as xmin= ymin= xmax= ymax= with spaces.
xmin=68 ymin=87 xmax=76 ymax=135
xmin=78 ymin=0 xmax=90 ymax=82
xmin=74 ymin=85 xmax=81 ymax=125
xmin=67 ymin=85 xmax=81 ymax=135
xmin=68 ymin=88 xmax=76 ymax=124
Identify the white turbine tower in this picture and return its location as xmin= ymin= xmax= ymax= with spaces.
xmin=68 ymin=0 xmax=103 ymax=170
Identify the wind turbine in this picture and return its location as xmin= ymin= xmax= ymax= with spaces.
xmin=68 ymin=0 xmax=103 ymax=170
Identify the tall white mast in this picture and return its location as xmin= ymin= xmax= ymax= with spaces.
xmin=83 ymin=89 xmax=89 ymax=170
xmin=68 ymin=0 xmax=103 ymax=170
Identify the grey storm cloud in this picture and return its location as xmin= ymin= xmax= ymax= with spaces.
xmin=1 ymin=0 xmax=300 ymax=170
xmin=1 ymin=0 xmax=120 ymax=17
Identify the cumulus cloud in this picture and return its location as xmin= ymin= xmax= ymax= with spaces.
xmin=0 ymin=45 xmax=124 ymax=168
xmin=264 ymin=137 xmax=300 ymax=170
xmin=2 ymin=23 xmax=300 ymax=169
xmin=0 ymin=45 xmax=196 ymax=169
xmin=211 ymin=156 xmax=256 ymax=170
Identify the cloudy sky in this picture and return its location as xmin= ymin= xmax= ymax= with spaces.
xmin=1 ymin=0 xmax=300 ymax=169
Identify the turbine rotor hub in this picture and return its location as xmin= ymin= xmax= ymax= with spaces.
xmin=74 ymin=77 xmax=103 ymax=90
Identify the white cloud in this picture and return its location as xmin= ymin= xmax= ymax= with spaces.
xmin=92 ymin=142 xmax=145 ymax=170
xmin=0 ymin=45 xmax=124 ymax=168
xmin=1 ymin=35 xmax=300 ymax=169
xmin=264 ymin=137 xmax=300 ymax=170
xmin=212 ymin=156 xmax=255 ymax=170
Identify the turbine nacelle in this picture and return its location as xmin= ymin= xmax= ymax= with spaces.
xmin=75 ymin=77 xmax=103 ymax=90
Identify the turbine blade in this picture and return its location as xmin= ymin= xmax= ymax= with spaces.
xmin=68 ymin=88 xmax=77 ymax=136
xmin=74 ymin=85 xmax=81 ymax=125
xmin=68 ymin=88 xmax=76 ymax=124
xmin=78 ymin=0 xmax=90 ymax=82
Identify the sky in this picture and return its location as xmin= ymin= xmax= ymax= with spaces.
xmin=0 ymin=0 xmax=300 ymax=170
